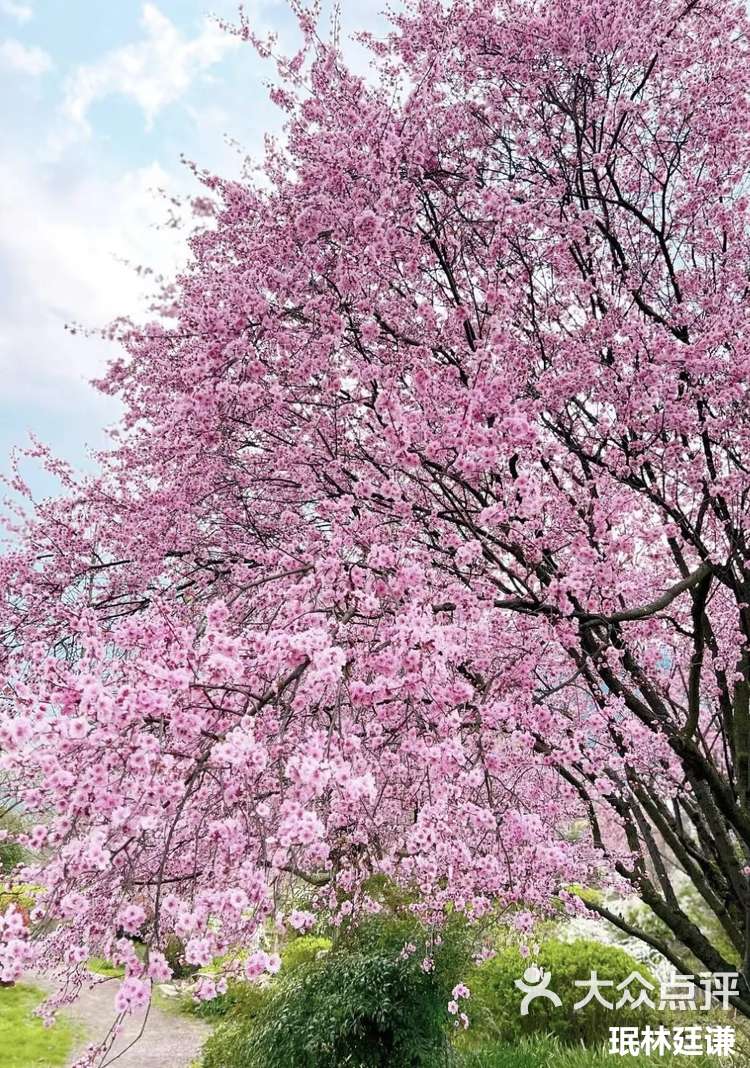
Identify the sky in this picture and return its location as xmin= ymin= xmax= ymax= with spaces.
xmin=0 ymin=0 xmax=390 ymax=501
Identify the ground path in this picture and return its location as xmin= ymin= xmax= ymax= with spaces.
xmin=29 ymin=974 xmax=211 ymax=1068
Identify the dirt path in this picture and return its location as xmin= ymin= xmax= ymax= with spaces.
xmin=68 ymin=983 xmax=211 ymax=1067
xmin=29 ymin=975 xmax=211 ymax=1067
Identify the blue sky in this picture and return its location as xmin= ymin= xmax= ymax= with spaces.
xmin=0 ymin=1 xmax=389 ymax=502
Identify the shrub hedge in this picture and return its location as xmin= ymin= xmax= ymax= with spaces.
xmin=464 ymin=939 xmax=656 ymax=1047
xmin=201 ymin=915 xmax=472 ymax=1068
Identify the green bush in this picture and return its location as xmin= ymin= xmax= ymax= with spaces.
xmin=201 ymin=914 xmax=473 ymax=1068
xmin=0 ymin=841 xmax=25 ymax=876
xmin=0 ymin=883 xmax=38 ymax=916
xmin=164 ymin=934 xmax=199 ymax=979
xmin=0 ymin=813 xmax=28 ymax=875
xmin=282 ymin=934 xmax=332 ymax=971
xmin=465 ymin=940 xmax=656 ymax=1048
xmin=185 ymin=977 xmax=270 ymax=1022
xmin=184 ymin=935 xmax=332 ymax=1021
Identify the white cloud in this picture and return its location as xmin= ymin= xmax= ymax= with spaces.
xmin=0 ymin=36 xmax=50 ymax=75
xmin=0 ymin=1 xmax=33 ymax=23
xmin=0 ymin=152 xmax=189 ymax=407
xmin=64 ymin=3 xmax=240 ymax=131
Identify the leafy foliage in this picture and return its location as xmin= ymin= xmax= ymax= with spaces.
xmin=201 ymin=915 xmax=472 ymax=1068
xmin=164 ymin=935 xmax=199 ymax=980
xmin=0 ymin=884 xmax=38 ymax=917
xmin=184 ymin=935 xmax=332 ymax=1021
xmin=465 ymin=940 xmax=655 ymax=1047
xmin=0 ymin=813 xmax=27 ymax=876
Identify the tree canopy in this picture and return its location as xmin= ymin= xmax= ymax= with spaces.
xmin=3 ymin=0 xmax=750 ymax=1049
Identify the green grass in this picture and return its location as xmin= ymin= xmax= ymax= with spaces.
xmin=152 ymin=985 xmax=189 ymax=1018
xmin=0 ymin=984 xmax=79 ymax=1068
xmin=454 ymin=1036 xmax=720 ymax=1067
xmin=86 ymin=956 xmax=125 ymax=978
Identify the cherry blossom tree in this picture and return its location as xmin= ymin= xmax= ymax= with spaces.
xmin=3 ymin=0 xmax=750 ymax=1049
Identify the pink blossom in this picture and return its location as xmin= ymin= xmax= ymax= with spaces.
xmin=288 ymin=909 xmax=316 ymax=932
xmin=244 ymin=950 xmax=271 ymax=980
xmin=147 ymin=952 xmax=172 ymax=982
xmin=114 ymin=978 xmax=150 ymax=1015
xmin=116 ymin=904 xmax=146 ymax=936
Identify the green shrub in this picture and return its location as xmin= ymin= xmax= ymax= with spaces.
xmin=465 ymin=940 xmax=656 ymax=1048
xmin=454 ymin=1038 xmax=548 ymax=1068
xmin=164 ymin=934 xmax=199 ymax=979
xmin=184 ymin=935 xmax=332 ymax=1021
xmin=0 ymin=883 xmax=39 ymax=916
xmin=0 ymin=813 xmax=28 ymax=875
xmin=201 ymin=914 xmax=473 ymax=1068
xmin=282 ymin=934 xmax=332 ymax=971
xmin=185 ymin=977 xmax=271 ymax=1022
xmin=0 ymin=841 xmax=25 ymax=876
